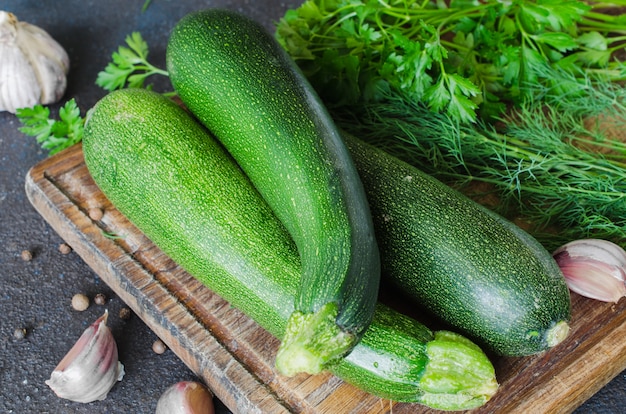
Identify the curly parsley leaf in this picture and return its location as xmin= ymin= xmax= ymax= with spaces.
xmin=96 ymin=32 xmax=168 ymax=91
xmin=16 ymin=99 xmax=84 ymax=155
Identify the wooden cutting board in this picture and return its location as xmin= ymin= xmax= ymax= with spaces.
xmin=25 ymin=143 xmax=626 ymax=414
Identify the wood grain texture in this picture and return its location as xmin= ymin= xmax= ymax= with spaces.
xmin=25 ymin=143 xmax=626 ymax=414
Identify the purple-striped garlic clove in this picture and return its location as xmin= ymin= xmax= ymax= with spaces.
xmin=45 ymin=310 xmax=125 ymax=403
xmin=553 ymin=239 xmax=626 ymax=303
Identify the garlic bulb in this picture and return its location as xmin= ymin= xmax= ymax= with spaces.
xmin=155 ymin=381 xmax=215 ymax=414
xmin=45 ymin=311 xmax=125 ymax=403
xmin=553 ymin=239 xmax=626 ymax=303
xmin=0 ymin=11 xmax=69 ymax=113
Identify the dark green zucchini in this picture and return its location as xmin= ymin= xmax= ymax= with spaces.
xmin=344 ymin=133 xmax=571 ymax=356
xmin=166 ymin=8 xmax=380 ymax=376
xmin=82 ymin=88 xmax=498 ymax=410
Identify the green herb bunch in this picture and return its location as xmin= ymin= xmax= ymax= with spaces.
xmin=276 ymin=0 xmax=626 ymax=123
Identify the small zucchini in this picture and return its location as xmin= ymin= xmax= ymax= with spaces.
xmin=82 ymin=88 xmax=498 ymax=411
xmin=166 ymin=9 xmax=380 ymax=376
xmin=344 ymin=133 xmax=571 ymax=356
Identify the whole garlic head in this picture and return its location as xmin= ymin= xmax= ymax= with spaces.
xmin=0 ymin=11 xmax=69 ymax=113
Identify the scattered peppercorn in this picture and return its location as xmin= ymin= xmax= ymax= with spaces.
xmin=21 ymin=250 xmax=33 ymax=261
xmin=59 ymin=243 xmax=72 ymax=255
xmin=13 ymin=327 xmax=27 ymax=340
xmin=152 ymin=339 xmax=167 ymax=354
xmin=88 ymin=207 xmax=104 ymax=221
xmin=71 ymin=293 xmax=90 ymax=311
xmin=94 ymin=293 xmax=107 ymax=306
xmin=119 ymin=307 xmax=132 ymax=320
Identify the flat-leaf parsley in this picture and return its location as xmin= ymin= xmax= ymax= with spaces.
xmin=96 ymin=32 xmax=168 ymax=91
xmin=276 ymin=0 xmax=626 ymax=123
xmin=16 ymin=99 xmax=84 ymax=155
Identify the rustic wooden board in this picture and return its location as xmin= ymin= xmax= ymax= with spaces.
xmin=25 ymin=143 xmax=626 ymax=414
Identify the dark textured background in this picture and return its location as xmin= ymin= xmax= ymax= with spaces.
xmin=0 ymin=1 xmax=624 ymax=413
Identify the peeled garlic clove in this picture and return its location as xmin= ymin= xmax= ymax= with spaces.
xmin=553 ymin=239 xmax=626 ymax=303
xmin=156 ymin=381 xmax=215 ymax=414
xmin=45 ymin=310 xmax=125 ymax=403
xmin=0 ymin=11 xmax=69 ymax=113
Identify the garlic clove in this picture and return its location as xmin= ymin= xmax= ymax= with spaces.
xmin=0 ymin=11 xmax=69 ymax=113
xmin=155 ymin=381 xmax=215 ymax=414
xmin=45 ymin=310 xmax=125 ymax=403
xmin=553 ymin=239 xmax=626 ymax=303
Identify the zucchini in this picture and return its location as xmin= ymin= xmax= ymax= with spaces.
xmin=82 ymin=88 xmax=498 ymax=410
xmin=344 ymin=134 xmax=571 ymax=356
xmin=166 ymin=9 xmax=381 ymax=376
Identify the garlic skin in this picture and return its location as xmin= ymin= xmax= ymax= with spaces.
xmin=155 ymin=381 xmax=215 ymax=414
xmin=45 ymin=311 xmax=125 ymax=403
xmin=553 ymin=239 xmax=626 ymax=303
xmin=0 ymin=11 xmax=69 ymax=113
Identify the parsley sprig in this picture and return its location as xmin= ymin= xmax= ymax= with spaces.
xmin=276 ymin=0 xmax=626 ymax=123
xmin=96 ymin=32 xmax=168 ymax=91
xmin=16 ymin=99 xmax=84 ymax=155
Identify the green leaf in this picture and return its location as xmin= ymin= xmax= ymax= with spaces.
xmin=449 ymin=74 xmax=480 ymax=98
xmin=127 ymin=73 xmax=148 ymax=89
xmin=360 ymin=23 xmax=381 ymax=44
xmin=455 ymin=16 xmax=477 ymax=34
xmin=17 ymin=105 xmax=54 ymax=143
xmin=275 ymin=17 xmax=316 ymax=60
xmin=571 ymin=49 xmax=612 ymax=67
xmin=425 ymin=40 xmax=448 ymax=63
xmin=519 ymin=4 xmax=549 ymax=33
xmin=534 ymin=32 xmax=578 ymax=52
xmin=453 ymin=31 xmax=474 ymax=49
xmin=521 ymin=46 xmax=547 ymax=83
xmin=577 ymin=31 xmax=608 ymax=51
xmin=424 ymin=78 xmax=451 ymax=113
xmin=537 ymin=0 xmax=590 ymax=32
xmin=448 ymin=93 xmax=478 ymax=124
xmin=96 ymin=32 xmax=167 ymax=92
xmin=16 ymin=99 xmax=85 ymax=155
xmin=500 ymin=16 xmax=517 ymax=36
xmin=499 ymin=45 xmax=522 ymax=85
xmin=125 ymin=32 xmax=150 ymax=61
xmin=340 ymin=18 xmax=358 ymax=37
xmin=296 ymin=0 xmax=325 ymax=21
xmin=49 ymin=120 xmax=70 ymax=141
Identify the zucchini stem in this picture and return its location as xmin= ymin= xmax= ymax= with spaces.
xmin=545 ymin=320 xmax=570 ymax=348
xmin=418 ymin=331 xmax=499 ymax=410
xmin=275 ymin=302 xmax=355 ymax=376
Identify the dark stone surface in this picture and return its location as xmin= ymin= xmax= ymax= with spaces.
xmin=0 ymin=1 xmax=623 ymax=413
